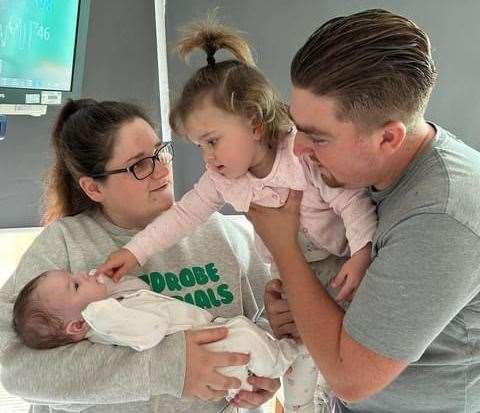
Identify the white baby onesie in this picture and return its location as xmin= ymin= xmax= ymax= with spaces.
xmin=82 ymin=290 xmax=300 ymax=399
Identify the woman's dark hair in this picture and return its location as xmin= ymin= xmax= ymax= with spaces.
xmin=43 ymin=99 xmax=154 ymax=225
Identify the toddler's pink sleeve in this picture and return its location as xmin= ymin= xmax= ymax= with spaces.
xmin=125 ymin=172 xmax=225 ymax=264
xmin=322 ymin=185 xmax=377 ymax=255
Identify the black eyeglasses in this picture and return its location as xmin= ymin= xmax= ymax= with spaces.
xmin=91 ymin=141 xmax=174 ymax=181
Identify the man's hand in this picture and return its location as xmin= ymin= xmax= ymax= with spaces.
xmin=95 ymin=248 xmax=139 ymax=282
xmin=230 ymin=376 xmax=280 ymax=409
xmin=264 ymin=279 xmax=300 ymax=341
xmin=247 ymin=190 xmax=303 ymax=259
xmin=331 ymin=244 xmax=372 ymax=301
xmin=183 ymin=328 xmax=250 ymax=401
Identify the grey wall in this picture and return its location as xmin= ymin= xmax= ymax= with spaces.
xmin=167 ymin=0 xmax=480 ymax=202
xmin=2 ymin=1 xmax=480 ymax=227
xmin=0 ymin=0 xmax=161 ymax=228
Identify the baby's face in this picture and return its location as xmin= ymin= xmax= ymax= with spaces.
xmin=35 ymin=270 xmax=108 ymax=322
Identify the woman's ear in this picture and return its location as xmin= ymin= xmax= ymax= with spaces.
xmin=65 ymin=318 xmax=90 ymax=341
xmin=78 ymin=176 xmax=104 ymax=202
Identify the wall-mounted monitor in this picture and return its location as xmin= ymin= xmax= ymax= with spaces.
xmin=0 ymin=0 xmax=90 ymax=115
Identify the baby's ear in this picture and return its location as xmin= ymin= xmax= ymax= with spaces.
xmin=65 ymin=319 xmax=89 ymax=341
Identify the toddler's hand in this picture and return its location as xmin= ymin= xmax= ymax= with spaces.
xmin=330 ymin=265 xmax=361 ymax=302
xmin=331 ymin=243 xmax=372 ymax=301
xmin=95 ymin=248 xmax=139 ymax=282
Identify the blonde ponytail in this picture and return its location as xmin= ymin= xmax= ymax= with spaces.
xmin=176 ymin=19 xmax=255 ymax=67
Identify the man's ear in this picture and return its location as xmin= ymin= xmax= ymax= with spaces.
xmin=78 ymin=176 xmax=105 ymax=203
xmin=65 ymin=318 xmax=90 ymax=341
xmin=378 ymin=121 xmax=407 ymax=155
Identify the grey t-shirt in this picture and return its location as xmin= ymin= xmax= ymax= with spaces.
xmin=342 ymin=124 xmax=480 ymax=412
xmin=0 ymin=211 xmax=271 ymax=413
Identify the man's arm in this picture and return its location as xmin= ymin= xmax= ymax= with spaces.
xmin=250 ymin=191 xmax=480 ymax=401
xmin=247 ymin=191 xmax=405 ymax=401
xmin=271 ymin=245 xmax=406 ymax=401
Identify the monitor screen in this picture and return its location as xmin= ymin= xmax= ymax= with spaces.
xmin=0 ymin=0 xmax=80 ymax=92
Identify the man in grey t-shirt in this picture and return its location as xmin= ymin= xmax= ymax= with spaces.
xmin=247 ymin=9 xmax=480 ymax=413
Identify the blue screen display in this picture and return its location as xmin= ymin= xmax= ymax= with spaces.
xmin=0 ymin=0 xmax=80 ymax=91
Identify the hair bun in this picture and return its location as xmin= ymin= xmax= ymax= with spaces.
xmin=53 ymin=98 xmax=97 ymax=140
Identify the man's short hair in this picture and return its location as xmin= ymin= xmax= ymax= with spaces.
xmin=291 ymin=9 xmax=437 ymax=132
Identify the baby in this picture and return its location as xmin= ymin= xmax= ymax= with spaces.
xmin=12 ymin=269 xmax=303 ymax=400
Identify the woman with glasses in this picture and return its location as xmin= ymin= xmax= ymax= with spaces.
xmin=0 ymin=98 xmax=279 ymax=413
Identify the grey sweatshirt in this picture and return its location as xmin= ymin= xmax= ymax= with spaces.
xmin=0 ymin=211 xmax=271 ymax=413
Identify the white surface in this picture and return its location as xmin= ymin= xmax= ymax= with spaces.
xmin=0 ymin=227 xmax=42 ymax=288
xmin=0 ymin=227 xmax=41 ymax=411
xmin=0 ymin=384 xmax=29 ymax=413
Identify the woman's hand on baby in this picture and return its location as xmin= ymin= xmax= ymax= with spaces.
xmin=95 ymin=248 xmax=139 ymax=282
xmin=230 ymin=375 xmax=280 ymax=408
xmin=183 ymin=328 xmax=250 ymax=401
xmin=331 ymin=243 xmax=372 ymax=301
xmin=264 ymin=279 xmax=300 ymax=341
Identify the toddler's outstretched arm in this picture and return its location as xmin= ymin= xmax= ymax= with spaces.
xmin=97 ymin=172 xmax=225 ymax=280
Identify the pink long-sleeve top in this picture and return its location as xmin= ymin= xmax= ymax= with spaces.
xmin=126 ymin=130 xmax=377 ymax=265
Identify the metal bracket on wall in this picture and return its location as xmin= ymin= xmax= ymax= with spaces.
xmin=0 ymin=115 xmax=6 ymax=140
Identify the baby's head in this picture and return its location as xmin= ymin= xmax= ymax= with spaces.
xmin=169 ymin=18 xmax=292 ymax=178
xmin=13 ymin=270 xmax=108 ymax=349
